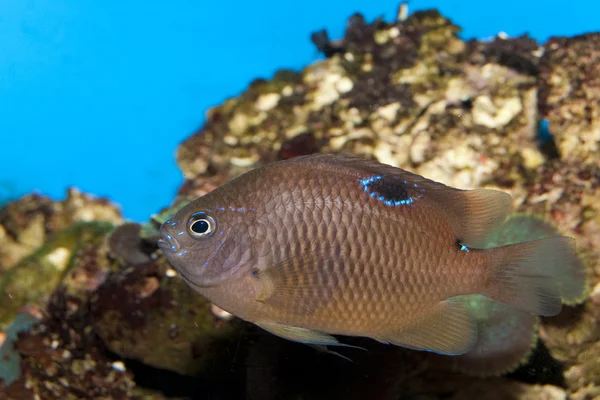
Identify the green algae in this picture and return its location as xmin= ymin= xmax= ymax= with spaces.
xmin=0 ymin=221 xmax=114 ymax=331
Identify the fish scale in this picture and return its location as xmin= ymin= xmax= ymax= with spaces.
xmin=159 ymin=153 xmax=585 ymax=356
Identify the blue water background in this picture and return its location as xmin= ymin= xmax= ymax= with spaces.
xmin=1 ymin=0 xmax=598 ymax=221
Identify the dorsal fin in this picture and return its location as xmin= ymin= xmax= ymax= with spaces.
xmin=430 ymin=188 xmax=512 ymax=248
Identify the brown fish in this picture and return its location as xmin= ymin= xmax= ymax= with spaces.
xmin=158 ymin=154 xmax=584 ymax=356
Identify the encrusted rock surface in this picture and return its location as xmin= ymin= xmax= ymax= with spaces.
xmin=91 ymin=250 xmax=239 ymax=377
xmin=1 ymin=6 xmax=599 ymax=400
xmin=177 ymin=11 xmax=548 ymax=194
xmin=0 ymin=188 xmax=122 ymax=273
xmin=0 ymin=189 xmax=122 ymax=332
xmin=538 ymin=33 xmax=600 ymax=166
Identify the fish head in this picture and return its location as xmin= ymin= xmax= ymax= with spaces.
xmin=157 ymin=191 xmax=255 ymax=287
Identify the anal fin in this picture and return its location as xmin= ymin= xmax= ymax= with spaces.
xmin=449 ymin=296 xmax=539 ymax=377
xmin=379 ymin=299 xmax=477 ymax=356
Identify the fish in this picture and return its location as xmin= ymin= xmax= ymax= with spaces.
xmin=158 ymin=153 xmax=586 ymax=357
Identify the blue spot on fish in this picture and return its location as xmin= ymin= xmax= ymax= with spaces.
xmin=359 ymin=174 xmax=420 ymax=207
xmin=457 ymin=240 xmax=470 ymax=252
xmin=177 ymin=231 xmax=184 ymax=236
xmin=176 ymin=250 xmax=188 ymax=257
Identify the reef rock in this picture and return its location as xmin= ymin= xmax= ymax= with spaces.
xmin=0 ymin=189 xmax=122 ymax=332
xmin=91 ymin=239 xmax=239 ymax=377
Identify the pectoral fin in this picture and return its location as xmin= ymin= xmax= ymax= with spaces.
xmin=256 ymin=321 xmax=342 ymax=346
xmin=378 ymin=299 xmax=477 ymax=356
xmin=307 ymin=344 xmax=354 ymax=362
xmin=256 ymin=321 xmax=364 ymax=361
xmin=253 ymin=246 xmax=345 ymax=315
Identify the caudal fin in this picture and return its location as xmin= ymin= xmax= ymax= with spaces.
xmin=482 ymin=236 xmax=585 ymax=317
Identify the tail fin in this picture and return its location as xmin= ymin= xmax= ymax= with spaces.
xmin=482 ymin=236 xmax=585 ymax=317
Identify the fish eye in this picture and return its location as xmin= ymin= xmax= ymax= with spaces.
xmin=187 ymin=212 xmax=216 ymax=239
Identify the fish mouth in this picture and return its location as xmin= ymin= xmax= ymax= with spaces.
xmin=158 ymin=225 xmax=180 ymax=253
xmin=157 ymin=238 xmax=170 ymax=252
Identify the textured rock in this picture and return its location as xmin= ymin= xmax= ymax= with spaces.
xmin=91 ymin=256 xmax=238 ymax=376
xmin=0 ymin=188 xmax=122 ymax=272
xmin=0 ymin=284 xmax=137 ymax=399
xmin=538 ymin=33 xmax=600 ymax=165
xmin=0 ymin=190 xmax=120 ymax=331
